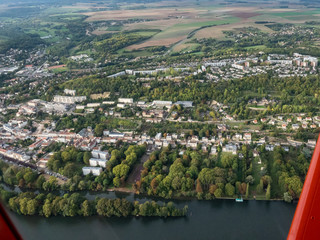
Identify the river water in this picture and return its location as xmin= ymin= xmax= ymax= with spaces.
xmin=5 ymin=191 xmax=296 ymax=240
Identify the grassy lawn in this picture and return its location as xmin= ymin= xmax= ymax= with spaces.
xmin=107 ymin=26 xmax=122 ymax=31
xmin=245 ymin=45 xmax=267 ymax=50
xmin=50 ymin=66 xmax=69 ymax=73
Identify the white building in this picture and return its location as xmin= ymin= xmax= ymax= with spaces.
xmin=87 ymin=103 xmax=101 ymax=108
xmin=89 ymin=158 xmax=108 ymax=168
xmin=152 ymin=100 xmax=172 ymax=108
xmin=82 ymin=167 xmax=102 ymax=176
xmin=64 ymin=89 xmax=76 ymax=96
xmin=118 ymin=98 xmax=133 ymax=104
xmin=53 ymin=95 xmax=86 ymax=104
xmin=174 ymin=101 xmax=193 ymax=108
xmin=92 ymin=150 xmax=110 ymax=160
xmin=222 ymin=144 xmax=237 ymax=155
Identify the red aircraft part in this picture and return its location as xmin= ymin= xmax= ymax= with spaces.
xmin=0 ymin=203 xmax=22 ymax=240
xmin=288 ymin=134 xmax=320 ymax=239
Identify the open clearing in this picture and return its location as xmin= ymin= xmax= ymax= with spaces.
xmin=83 ymin=8 xmax=206 ymax=21
xmin=82 ymin=5 xmax=320 ymax=50
xmin=127 ymin=17 xmax=239 ymax=49
xmin=194 ymin=20 xmax=274 ymax=40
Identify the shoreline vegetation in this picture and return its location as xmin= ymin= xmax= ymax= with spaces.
xmin=0 ymin=186 xmax=188 ymax=218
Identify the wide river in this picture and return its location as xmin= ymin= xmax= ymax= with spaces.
xmin=6 ymin=191 xmax=296 ymax=240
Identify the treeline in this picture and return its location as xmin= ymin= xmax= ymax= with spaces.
xmin=0 ymin=161 xmax=57 ymax=191
xmin=61 ymin=73 xmax=320 ymax=120
xmin=0 ymin=187 xmax=187 ymax=218
xmin=261 ymin=146 xmax=308 ymax=202
xmin=93 ymin=33 xmax=151 ymax=55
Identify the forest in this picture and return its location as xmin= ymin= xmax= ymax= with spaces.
xmin=134 ymin=144 xmax=308 ymax=202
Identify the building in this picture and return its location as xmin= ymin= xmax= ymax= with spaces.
xmin=152 ymin=100 xmax=172 ymax=108
xmin=89 ymin=158 xmax=108 ymax=168
xmin=222 ymin=144 xmax=237 ymax=155
xmin=91 ymin=150 xmax=110 ymax=160
xmin=118 ymin=98 xmax=133 ymax=104
xmin=210 ymin=146 xmax=217 ymax=155
xmin=64 ymin=89 xmax=76 ymax=96
xmin=103 ymin=131 xmax=125 ymax=138
xmin=53 ymin=95 xmax=86 ymax=104
xmin=82 ymin=167 xmax=102 ymax=176
xmin=174 ymin=101 xmax=193 ymax=108
xmin=87 ymin=103 xmax=101 ymax=108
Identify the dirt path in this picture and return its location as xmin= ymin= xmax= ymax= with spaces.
xmin=127 ymin=153 xmax=150 ymax=184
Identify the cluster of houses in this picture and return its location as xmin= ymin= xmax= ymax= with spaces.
xmin=253 ymin=115 xmax=320 ymax=130
xmin=193 ymin=53 xmax=319 ymax=81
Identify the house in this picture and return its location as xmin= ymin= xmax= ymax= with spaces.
xmin=210 ymin=146 xmax=217 ymax=155
xmin=305 ymin=117 xmax=312 ymax=121
xmin=282 ymin=146 xmax=289 ymax=152
xmin=269 ymin=120 xmax=275 ymax=125
xmin=222 ymin=144 xmax=237 ymax=155
xmin=261 ymin=118 xmax=267 ymax=123
xmin=292 ymin=124 xmax=300 ymax=130
xmin=265 ymin=145 xmax=274 ymax=151
xmin=244 ymin=133 xmax=252 ymax=142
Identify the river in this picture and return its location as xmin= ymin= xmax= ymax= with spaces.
xmin=5 ymin=191 xmax=296 ymax=240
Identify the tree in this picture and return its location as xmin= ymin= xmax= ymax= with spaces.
xmin=64 ymin=163 xmax=78 ymax=178
xmin=284 ymin=192 xmax=293 ymax=203
xmin=113 ymin=177 xmax=121 ymax=187
xmin=27 ymin=199 xmax=37 ymax=215
xmin=95 ymin=124 xmax=105 ymax=137
xmin=245 ymin=184 xmax=249 ymax=199
xmin=266 ymin=184 xmax=271 ymax=200
xmin=23 ymin=171 xmax=37 ymax=184
xmin=225 ymin=183 xmax=235 ymax=197
xmin=81 ymin=200 xmax=92 ymax=216
xmin=245 ymin=175 xmax=254 ymax=185
xmin=214 ymin=188 xmax=223 ymax=198
xmin=36 ymin=175 xmax=46 ymax=189
xmin=43 ymin=199 xmax=52 ymax=217
xmin=83 ymin=152 xmax=91 ymax=165
xmin=196 ymin=179 xmax=203 ymax=193
xmin=285 ymin=176 xmax=303 ymax=198
xmin=61 ymin=151 xmax=72 ymax=162
xmin=112 ymin=164 xmax=130 ymax=179
xmin=19 ymin=198 xmax=28 ymax=215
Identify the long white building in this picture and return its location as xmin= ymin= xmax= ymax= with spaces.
xmin=89 ymin=158 xmax=108 ymax=168
xmin=82 ymin=167 xmax=102 ymax=176
xmin=53 ymin=95 xmax=86 ymax=104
